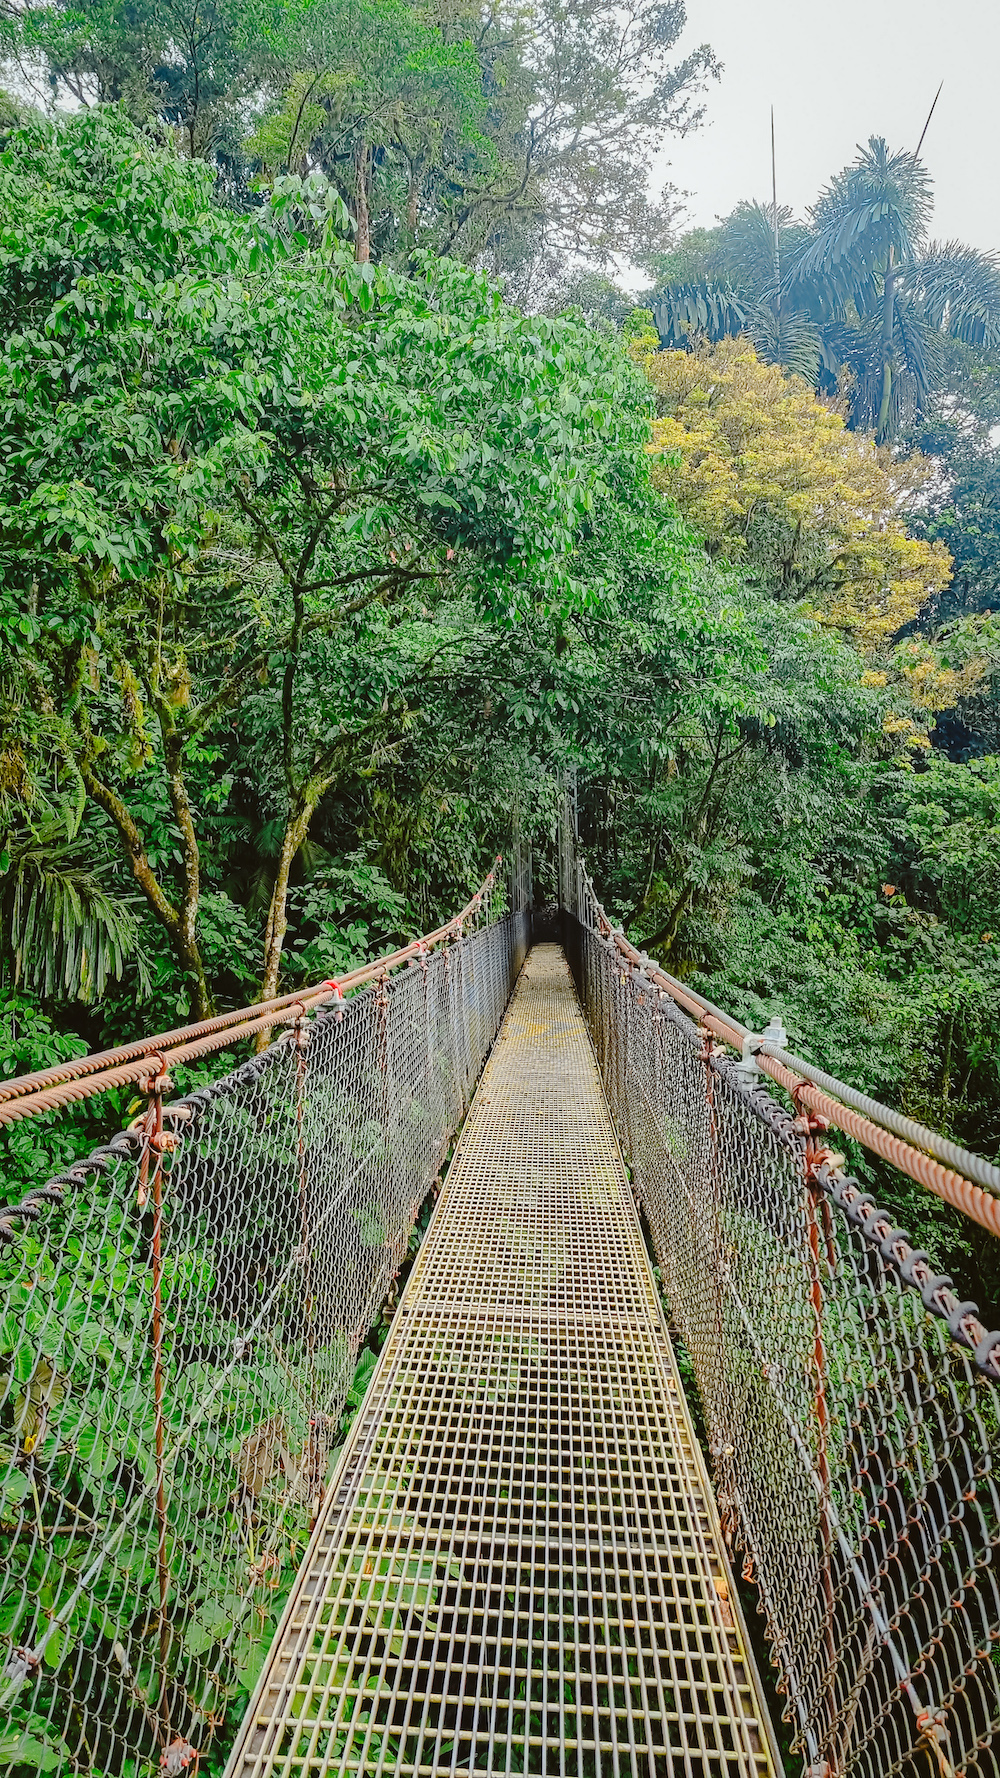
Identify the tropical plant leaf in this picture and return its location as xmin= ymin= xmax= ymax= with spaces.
xmin=791 ymin=136 xmax=933 ymax=307
xmin=910 ymin=242 xmax=1000 ymax=349
xmin=651 ymin=282 xmax=749 ymax=348
xmin=347 ymin=1347 xmax=378 ymax=1408
xmin=746 ymin=307 xmax=822 ymax=382
xmin=2 ymin=837 xmax=147 ymax=1001
xmin=0 ymin=1717 xmax=69 ymax=1772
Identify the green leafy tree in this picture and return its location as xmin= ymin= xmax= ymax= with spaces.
xmin=9 ymin=0 xmax=718 ymax=287
xmin=904 ymin=347 xmax=1000 ymax=613
xmin=252 ymin=0 xmax=717 ymax=277
xmin=437 ymin=0 xmax=715 ymax=284
xmin=887 ymin=347 xmax=1000 ymax=755
xmin=245 ymin=0 xmax=490 ymax=262
xmin=14 ymin=0 xmax=265 ymax=158
xmin=0 ymin=109 xmax=650 ymax=1013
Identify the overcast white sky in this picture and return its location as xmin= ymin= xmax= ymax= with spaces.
xmin=648 ymin=0 xmax=1000 ymax=255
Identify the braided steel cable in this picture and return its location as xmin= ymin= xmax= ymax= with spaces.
xmin=757 ymin=1041 xmax=1000 ymax=1197
xmin=565 ymin=878 xmax=1000 ymax=1778
xmin=581 ymin=868 xmax=1000 ymax=1223
xmin=0 ymin=875 xmax=529 ymax=1776
xmin=0 ymin=864 xmax=503 ymax=1121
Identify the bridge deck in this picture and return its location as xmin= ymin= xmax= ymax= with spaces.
xmin=227 ymin=947 xmax=778 ymax=1778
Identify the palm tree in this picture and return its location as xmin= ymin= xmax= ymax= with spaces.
xmin=651 ymin=138 xmax=1000 ymax=442
xmin=1 ymin=832 xmax=146 ymax=1002
xmin=651 ymin=200 xmax=823 ymax=380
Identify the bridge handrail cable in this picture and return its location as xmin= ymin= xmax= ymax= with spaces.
xmin=560 ymin=856 xmax=1000 ymax=1777
xmin=0 ymin=860 xmax=505 ymax=1128
xmin=579 ymin=865 xmax=1000 ymax=1234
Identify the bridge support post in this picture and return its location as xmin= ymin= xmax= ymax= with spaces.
xmin=291 ymin=1004 xmax=323 ymax=1518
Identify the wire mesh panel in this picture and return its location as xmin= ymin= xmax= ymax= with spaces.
xmin=566 ymin=892 xmax=1000 ymax=1778
xmin=0 ymin=902 xmax=528 ymax=1777
xmin=227 ymin=946 xmax=779 ymax=1778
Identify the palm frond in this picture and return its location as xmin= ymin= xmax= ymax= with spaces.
xmin=808 ymin=136 xmax=933 ymax=255
xmin=651 ymin=282 xmax=749 ymax=347
xmin=910 ymin=241 xmax=1000 ymax=348
xmin=816 ymin=323 xmax=850 ymax=382
xmin=712 ymin=201 xmax=810 ymax=303
xmin=787 ymin=212 xmax=883 ymax=316
xmin=812 ymin=316 xmax=926 ymax=433
xmin=787 ymin=138 xmax=933 ymax=319
xmin=892 ymin=296 xmax=940 ymax=395
xmin=746 ymin=307 xmax=823 ymax=382
xmin=652 ymin=278 xmax=821 ymax=383
xmin=2 ymin=842 xmax=147 ymax=1001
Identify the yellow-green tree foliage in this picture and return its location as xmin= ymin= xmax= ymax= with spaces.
xmin=646 ymin=340 xmax=952 ymax=650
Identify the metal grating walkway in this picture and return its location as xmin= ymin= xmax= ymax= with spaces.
xmin=227 ymin=947 xmax=779 ymax=1778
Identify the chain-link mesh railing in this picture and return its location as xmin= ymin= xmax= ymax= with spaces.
xmin=0 ymin=876 xmax=529 ymax=1777
xmin=564 ymin=871 xmax=1000 ymax=1778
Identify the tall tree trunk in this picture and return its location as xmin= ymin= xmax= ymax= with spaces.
xmin=877 ymin=256 xmax=897 ymax=443
xmin=258 ymin=797 xmax=318 ymax=1010
xmin=81 ymin=763 xmax=214 ymax=1019
xmin=162 ymin=725 xmax=207 ymax=1008
xmin=645 ymin=881 xmax=694 ymax=961
xmin=354 ymin=136 xmax=371 ymax=264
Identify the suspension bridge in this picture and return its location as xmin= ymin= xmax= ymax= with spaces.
xmin=0 ymin=839 xmax=998 ymax=1778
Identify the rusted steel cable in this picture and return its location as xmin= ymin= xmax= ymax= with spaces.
xmin=756 ymin=1052 xmax=1000 ymax=1240
xmin=586 ymin=879 xmax=1000 ymax=1239
xmin=0 ymin=994 xmax=318 ymax=1106
xmin=759 ymin=1038 xmax=1000 ymax=1196
xmin=570 ymin=866 xmax=1000 ymax=1778
xmin=0 ymin=862 xmax=502 ymax=1127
